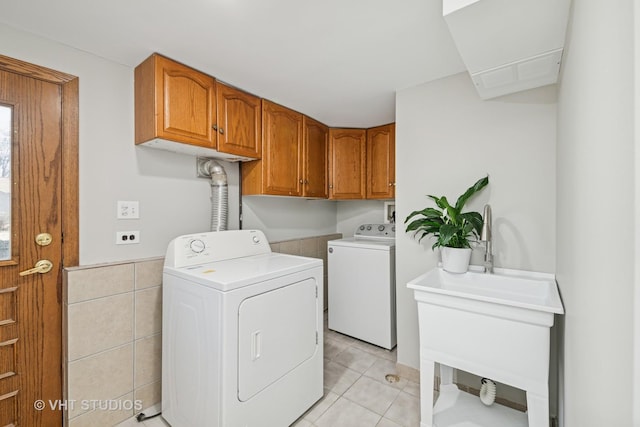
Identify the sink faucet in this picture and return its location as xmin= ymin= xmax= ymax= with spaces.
xmin=480 ymin=204 xmax=493 ymax=273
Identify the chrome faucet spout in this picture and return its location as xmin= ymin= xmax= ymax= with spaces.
xmin=480 ymin=204 xmax=493 ymax=273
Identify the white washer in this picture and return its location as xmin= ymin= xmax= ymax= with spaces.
xmin=328 ymin=223 xmax=396 ymax=349
xmin=162 ymin=230 xmax=323 ymax=427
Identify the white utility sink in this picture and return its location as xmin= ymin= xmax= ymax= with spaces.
xmin=412 ymin=267 xmax=563 ymax=323
xmin=408 ymin=267 xmax=564 ymax=427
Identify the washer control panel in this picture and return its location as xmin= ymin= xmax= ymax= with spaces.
xmin=354 ymin=223 xmax=395 ymax=240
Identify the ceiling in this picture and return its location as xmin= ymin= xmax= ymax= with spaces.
xmin=0 ymin=0 xmax=467 ymax=128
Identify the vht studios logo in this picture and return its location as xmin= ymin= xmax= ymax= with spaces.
xmin=34 ymin=399 xmax=143 ymax=411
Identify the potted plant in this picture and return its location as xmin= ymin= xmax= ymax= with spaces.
xmin=405 ymin=176 xmax=489 ymax=273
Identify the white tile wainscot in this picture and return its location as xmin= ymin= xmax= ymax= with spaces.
xmin=63 ymin=258 xmax=164 ymax=426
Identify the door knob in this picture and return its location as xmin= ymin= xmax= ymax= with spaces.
xmin=19 ymin=260 xmax=53 ymax=276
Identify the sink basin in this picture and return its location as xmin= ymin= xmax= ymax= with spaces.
xmin=408 ymin=267 xmax=565 ymax=427
xmin=409 ymin=267 xmax=564 ymax=317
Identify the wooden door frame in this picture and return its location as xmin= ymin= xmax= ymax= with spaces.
xmin=0 ymin=54 xmax=79 ymax=267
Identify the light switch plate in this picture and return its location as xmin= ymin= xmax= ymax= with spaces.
xmin=117 ymin=201 xmax=139 ymax=219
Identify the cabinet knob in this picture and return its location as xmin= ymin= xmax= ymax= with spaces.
xmin=212 ymin=124 xmax=218 ymax=131
xmin=389 ymin=182 xmax=393 ymax=187
xmin=219 ymin=127 xmax=224 ymax=135
xmin=304 ymin=179 xmax=309 ymax=184
xmin=299 ymin=179 xmax=304 ymax=184
xmin=329 ymin=184 xmax=334 ymax=189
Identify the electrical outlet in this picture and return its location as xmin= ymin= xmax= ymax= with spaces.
xmin=117 ymin=201 xmax=139 ymax=219
xmin=116 ymin=231 xmax=140 ymax=245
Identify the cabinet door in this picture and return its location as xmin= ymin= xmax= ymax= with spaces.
xmin=262 ymin=100 xmax=303 ymax=196
xmin=216 ymin=82 xmax=261 ymax=158
xmin=302 ymin=116 xmax=328 ymax=198
xmin=366 ymin=123 xmax=395 ymax=199
xmin=329 ymin=128 xmax=366 ymax=199
xmin=155 ymin=55 xmax=216 ymax=147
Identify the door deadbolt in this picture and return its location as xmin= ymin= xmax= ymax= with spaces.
xmin=35 ymin=233 xmax=53 ymax=246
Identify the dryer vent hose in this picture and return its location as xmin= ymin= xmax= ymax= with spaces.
xmin=480 ymin=378 xmax=496 ymax=406
xmin=203 ymin=160 xmax=228 ymax=232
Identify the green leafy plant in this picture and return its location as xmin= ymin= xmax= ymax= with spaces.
xmin=405 ymin=176 xmax=489 ymax=249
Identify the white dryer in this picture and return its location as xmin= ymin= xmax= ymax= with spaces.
xmin=162 ymin=230 xmax=323 ymax=427
xmin=328 ymin=223 xmax=396 ymax=350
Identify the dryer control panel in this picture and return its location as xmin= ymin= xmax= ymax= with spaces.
xmin=165 ymin=230 xmax=271 ymax=268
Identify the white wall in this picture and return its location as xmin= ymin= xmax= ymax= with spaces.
xmin=241 ymin=196 xmax=336 ymax=242
xmin=0 ymin=23 xmax=243 ymax=265
xmin=241 ymin=185 xmax=394 ymax=243
xmin=395 ymin=72 xmax=557 ymax=370
xmin=336 ymin=200 xmax=388 ymax=237
xmin=556 ymin=1 xmax=635 ymax=425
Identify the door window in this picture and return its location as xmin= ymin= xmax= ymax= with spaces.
xmin=0 ymin=105 xmax=11 ymax=261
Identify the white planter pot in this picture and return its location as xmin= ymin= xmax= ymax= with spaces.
xmin=440 ymin=247 xmax=472 ymax=274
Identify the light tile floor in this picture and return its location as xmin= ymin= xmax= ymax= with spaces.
xmin=118 ymin=317 xmax=422 ymax=427
xmin=292 ymin=321 xmax=421 ymax=427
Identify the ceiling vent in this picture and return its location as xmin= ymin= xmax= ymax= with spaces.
xmin=443 ymin=0 xmax=571 ymax=99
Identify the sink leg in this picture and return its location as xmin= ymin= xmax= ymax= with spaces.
xmin=420 ymin=358 xmax=435 ymax=427
xmin=439 ymin=364 xmax=454 ymax=385
xmin=526 ymin=391 xmax=549 ymax=427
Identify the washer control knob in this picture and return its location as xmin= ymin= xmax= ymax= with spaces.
xmin=328 ymin=247 xmax=333 ymax=253
xmin=392 ymin=226 xmax=396 ymax=232
xmin=378 ymin=225 xmax=385 ymax=232
xmin=252 ymin=235 xmax=260 ymax=244
xmin=359 ymin=225 xmax=365 ymax=231
xmin=189 ymin=239 xmax=206 ymax=253
xmin=366 ymin=225 xmax=372 ymax=231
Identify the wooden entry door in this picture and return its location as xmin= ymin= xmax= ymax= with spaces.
xmin=0 ymin=68 xmax=65 ymax=426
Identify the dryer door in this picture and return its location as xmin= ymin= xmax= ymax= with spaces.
xmin=237 ymin=278 xmax=318 ymax=402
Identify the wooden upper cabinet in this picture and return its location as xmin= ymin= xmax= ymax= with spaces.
xmin=263 ymin=100 xmax=303 ymax=195
xmin=329 ymin=128 xmax=366 ymax=200
xmin=135 ymin=53 xmax=216 ymax=148
xmin=216 ymin=82 xmax=261 ymax=158
xmin=302 ymin=116 xmax=329 ymax=198
xmin=366 ymin=123 xmax=395 ymax=199
xmin=242 ymin=100 xmax=303 ymax=196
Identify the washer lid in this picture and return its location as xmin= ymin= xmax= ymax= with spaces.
xmin=328 ymin=237 xmax=395 ymax=250
xmin=164 ymin=252 xmax=322 ymax=291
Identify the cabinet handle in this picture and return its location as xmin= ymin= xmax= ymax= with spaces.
xmin=219 ymin=127 xmax=225 ymax=135
xmin=212 ymin=124 xmax=218 ymax=131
